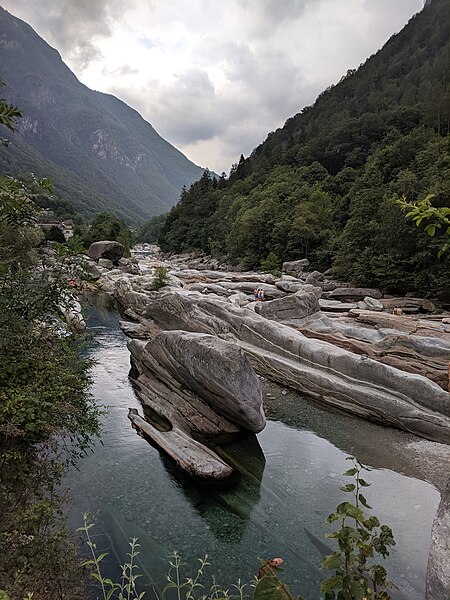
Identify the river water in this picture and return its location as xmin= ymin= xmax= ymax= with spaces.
xmin=65 ymin=299 xmax=450 ymax=600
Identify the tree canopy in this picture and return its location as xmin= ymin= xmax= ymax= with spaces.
xmin=159 ymin=0 xmax=450 ymax=297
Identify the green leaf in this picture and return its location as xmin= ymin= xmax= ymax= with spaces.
xmin=321 ymin=552 xmax=342 ymax=570
xmin=339 ymin=484 xmax=356 ymax=493
xmin=106 ymin=588 xmax=117 ymax=600
xmin=336 ymin=502 xmax=364 ymax=520
xmin=97 ymin=552 xmax=108 ymax=563
xmin=343 ymin=468 xmax=358 ymax=477
xmin=81 ymin=560 xmax=96 ymax=567
xmin=349 ymin=580 xmax=367 ymax=600
xmin=358 ymin=479 xmax=370 ymax=487
xmin=253 ymin=575 xmax=292 ymax=600
xmin=358 ymin=494 xmax=372 ymax=509
xmin=320 ymin=575 xmax=342 ymax=593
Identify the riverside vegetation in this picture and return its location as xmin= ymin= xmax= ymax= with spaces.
xmin=0 ymin=94 xmax=101 ymax=598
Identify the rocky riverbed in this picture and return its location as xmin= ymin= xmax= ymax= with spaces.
xmin=83 ymin=243 xmax=450 ymax=599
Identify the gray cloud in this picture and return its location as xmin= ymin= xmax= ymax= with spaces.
xmin=3 ymin=0 xmax=131 ymax=69
xmin=2 ymin=0 xmax=424 ymax=172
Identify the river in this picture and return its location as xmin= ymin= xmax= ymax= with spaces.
xmin=64 ymin=297 xmax=450 ymax=600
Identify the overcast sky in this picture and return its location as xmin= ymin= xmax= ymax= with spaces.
xmin=3 ymin=0 xmax=423 ymax=174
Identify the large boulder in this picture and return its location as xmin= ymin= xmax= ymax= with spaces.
xmin=126 ymin=326 xmax=266 ymax=482
xmin=361 ymin=296 xmax=384 ymax=311
xmin=138 ymin=331 xmax=266 ymax=433
xmin=256 ymin=290 xmax=320 ymax=321
xmin=282 ymin=259 xmax=310 ymax=276
xmin=305 ymin=270 xmax=324 ymax=286
xmin=88 ymin=240 xmax=124 ymax=262
xmin=328 ymin=287 xmax=383 ymax=301
xmin=276 ymin=279 xmax=321 ymax=295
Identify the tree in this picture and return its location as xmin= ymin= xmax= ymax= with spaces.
xmin=0 ymin=81 xmax=21 ymax=132
xmin=45 ymin=224 xmax=66 ymax=243
xmin=135 ymin=214 xmax=166 ymax=244
xmin=76 ymin=212 xmax=133 ymax=255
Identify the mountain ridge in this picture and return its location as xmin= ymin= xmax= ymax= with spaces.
xmin=0 ymin=6 xmax=205 ymax=221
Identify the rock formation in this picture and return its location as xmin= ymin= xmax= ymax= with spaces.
xmin=124 ymin=329 xmax=265 ymax=482
xmin=88 ymin=240 xmax=124 ymax=263
xmin=113 ymin=280 xmax=450 ymax=444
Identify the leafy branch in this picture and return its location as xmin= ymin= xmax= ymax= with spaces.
xmin=321 ymin=457 xmax=395 ymax=600
xmin=397 ymin=194 xmax=450 ymax=256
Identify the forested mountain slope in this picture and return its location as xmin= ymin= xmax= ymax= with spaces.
xmin=0 ymin=7 xmax=204 ymax=221
xmin=160 ymin=0 xmax=450 ymax=297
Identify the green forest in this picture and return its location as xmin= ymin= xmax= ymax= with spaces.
xmin=158 ymin=0 xmax=450 ymax=297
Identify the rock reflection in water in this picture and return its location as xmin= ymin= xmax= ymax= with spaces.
xmin=158 ymin=433 xmax=265 ymax=543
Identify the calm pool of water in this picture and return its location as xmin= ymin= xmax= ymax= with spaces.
xmin=65 ymin=299 xmax=450 ymax=600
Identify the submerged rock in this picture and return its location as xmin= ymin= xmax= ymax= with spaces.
xmin=128 ymin=408 xmax=235 ymax=483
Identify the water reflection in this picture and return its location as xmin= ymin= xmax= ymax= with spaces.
xmin=157 ymin=434 xmax=266 ymax=544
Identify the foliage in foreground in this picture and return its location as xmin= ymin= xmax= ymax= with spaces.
xmin=79 ymin=459 xmax=395 ymax=600
xmin=397 ymin=193 xmax=450 ymax=256
xmin=0 ymin=173 xmax=101 ymax=599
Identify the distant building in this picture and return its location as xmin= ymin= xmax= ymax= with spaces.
xmin=38 ymin=217 xmax=74 ymax=240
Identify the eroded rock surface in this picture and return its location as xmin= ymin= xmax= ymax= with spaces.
xmin=135 ymin=330 xmax=266 ymax=433
xmin=122 ymin=289 xmax=450 ymax=444
xmin=257 ymin=290 xmax=320 ymax=321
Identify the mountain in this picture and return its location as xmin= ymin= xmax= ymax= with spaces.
xmin=159 ymin=0 xmax=450 ymax=297
xmin=0 ymin=7 xmax=205 ymax=221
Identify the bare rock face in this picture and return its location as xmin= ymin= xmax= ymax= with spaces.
xmin=88 ymin=240 xmax=124 ymax=262
xmin=380 ymin=297 xmax=436 ymax=314
xmin=135 ymin=330 xmax=266 ymax=433
xmin=320 ymin=299 xmax=359 ymax=312
xmin=84 ymin=259 xmax=102 ymax=280
xmin=305 ymin=270 xmax=324 ymax=286
xmin=136 ymin=290 xmax=450 ymax=444
xmin=360 ymin=296 xmax=384 ymax=311
xmin=328 ymin=287 xmax=383 ymax=301
xmin=282 ymin=259 xmax=310 ymax=276
xmin=257 ymin=290 xmax=320 ymax=321
xmin=426 ymin=479 xmax=450 ymax=599
xmin=275 ymin=279 xmax=321 ymax=295
xmin=98 ymin=258 xmax=114 ymax=269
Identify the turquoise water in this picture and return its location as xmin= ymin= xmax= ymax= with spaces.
xmin=65 ymin=300 xmax=450 ymax=600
